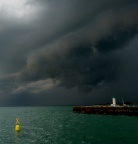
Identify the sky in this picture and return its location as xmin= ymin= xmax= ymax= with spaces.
xmin=0 ymin=0 xmax=138 ymax=106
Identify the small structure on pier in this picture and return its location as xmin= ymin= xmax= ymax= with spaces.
xmin=111 ymin=97 xmax=116 ymax=107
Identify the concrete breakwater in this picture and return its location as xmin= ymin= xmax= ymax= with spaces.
xmin=73 ymin=106 xmax=138 ymax=116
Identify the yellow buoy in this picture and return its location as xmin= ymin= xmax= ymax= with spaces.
xmin=15 ymin=124 xmax=20 ymax=131
xmin=15 ymin=118 xmax=21 ymax=131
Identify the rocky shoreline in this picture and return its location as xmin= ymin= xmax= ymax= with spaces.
xmin=73 ymin=106 xmax=138 ymax=116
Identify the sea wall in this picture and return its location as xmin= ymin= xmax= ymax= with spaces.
xmin=73 ymin=106 xmax=138 ymax=116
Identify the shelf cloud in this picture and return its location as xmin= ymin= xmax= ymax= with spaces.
xmin=0 ymin=0 xmax=138 ymax=105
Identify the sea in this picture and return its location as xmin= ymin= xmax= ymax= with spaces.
xmin=0 ymin=106 xmax=137 ymax=144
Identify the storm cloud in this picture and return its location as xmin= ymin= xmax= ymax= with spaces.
xmin=0 ymin=0 xmax=138 ymax=105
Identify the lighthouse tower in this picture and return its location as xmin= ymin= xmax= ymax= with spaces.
xmin=111 ymin=97 xmax=116 ymax=107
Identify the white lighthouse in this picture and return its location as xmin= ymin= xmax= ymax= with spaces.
xmin=111 ymin=97 xmax=116 ymax=107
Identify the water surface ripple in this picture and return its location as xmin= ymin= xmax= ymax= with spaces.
xmin=0 ymin=107 xmax=137 ymax=144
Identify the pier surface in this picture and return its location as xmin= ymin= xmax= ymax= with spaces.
xmin=73 ymin=106 xmax=138 ymax=116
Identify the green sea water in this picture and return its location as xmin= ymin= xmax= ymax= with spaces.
xmin=0 ymin=106 xmax=137 ymax=144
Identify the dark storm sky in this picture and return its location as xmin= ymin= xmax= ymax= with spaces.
xmin=0 ymin=0 xmax=138 ymax=106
